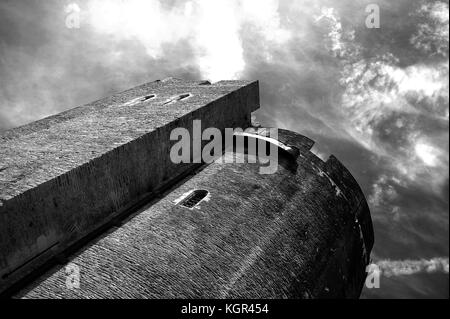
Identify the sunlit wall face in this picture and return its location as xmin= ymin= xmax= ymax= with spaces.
xmin=0 ymin=0 xmax=448 ymax=298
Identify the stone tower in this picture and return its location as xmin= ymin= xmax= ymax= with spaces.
xmin=0 ymin=78 xmax=374 ymax=298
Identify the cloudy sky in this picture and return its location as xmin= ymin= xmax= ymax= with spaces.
xmin=0 ymin=0 xmax=448 ymax=298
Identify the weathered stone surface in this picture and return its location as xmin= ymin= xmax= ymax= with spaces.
xmin=0 ymin=78 xmax=259 ymax=294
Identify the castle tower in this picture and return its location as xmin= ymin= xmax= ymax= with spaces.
xmin=0 ymin=78 xmax=373 ymax=298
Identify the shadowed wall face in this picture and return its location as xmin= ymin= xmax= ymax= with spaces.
xmin=18 ymin=129 xmax=373 ymax=299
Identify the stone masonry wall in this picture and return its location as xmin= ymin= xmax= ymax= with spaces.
xmin=0 ymin=78 xmax=259 ymax=293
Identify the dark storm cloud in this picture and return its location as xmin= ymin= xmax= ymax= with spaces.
xmin=0 ymin=0 xmax=448 ymax=298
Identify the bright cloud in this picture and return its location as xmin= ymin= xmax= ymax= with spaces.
xmin=87 ymin=0 xmax=290 ymax=82
xmin=415 ymin=142 xmax=440 ymax=167
xmin=411 ymin=1 xmax=449 ymax=56
xmin=315 ymin=6 xmax=449 ymax=193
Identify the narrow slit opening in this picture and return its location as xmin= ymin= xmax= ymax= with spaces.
xmin=178 ymin=93 xmax=191 ymax=101
xmin=163 ymin=93 xmax=192 ymax=105
xmin=140 ymin=94 xmax=156 ymax=101
xmin=179 ymin=190 xmax=208 ymax=208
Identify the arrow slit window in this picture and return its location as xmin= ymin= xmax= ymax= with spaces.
xmin=180 ymin=190 xmax=208 ymax=208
